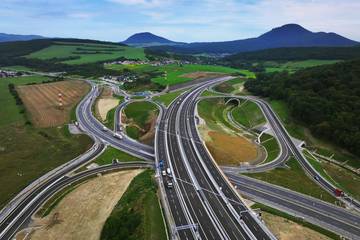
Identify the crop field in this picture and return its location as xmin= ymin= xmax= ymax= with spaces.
xmin=264 ymin=60 xmax=340 ymax=73
xmin=0 ymin=75 xmax=49 ymax=126
xmin=17 ymin=80 xmax=90 ymax=127
xmin=27 ymin=42 xmax=146 ymax=64
xmin=213 ymin=78 xmax=246 ymax=94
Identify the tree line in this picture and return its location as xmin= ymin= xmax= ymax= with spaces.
xmin=245 ymin=60 xmax=360 ymax=157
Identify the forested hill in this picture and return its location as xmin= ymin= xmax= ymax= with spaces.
xmin=225 ymin=46 xmax=360 ymax=62
xmin=245 ymin=60 xmax=360 ymax=156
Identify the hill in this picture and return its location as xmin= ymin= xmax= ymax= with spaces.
xmin=224 ymin=46 xmax=360 ymax=63
xmin=0 ymin=33 xmax=46 ymax=42
xmin=122 ymin=32 xmax=184 ymax=47
xmin=150 ymin=24 xmax=358 ymax=54
xmin=245 ymin=60 xmax=360 ymax=157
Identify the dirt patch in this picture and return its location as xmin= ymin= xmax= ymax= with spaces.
xmin=97 ymin=98 xmax=119 ymax=121
xmin=17 ymin=80 xmax=90 ymax=127
xmin=95 ymin=86 xmax=118 ymax=121
xmin=261 ymin=212 xmax=331 ymax=240
xmin=17 ymin=170 xmax=143 ymax=240
xmin=181 ymin=71 xmax=224 ymax=79
xmin=206 ymin=131 xmax=258 ymax=166
xmin=139 ymin=112 xmax=157 ymax=145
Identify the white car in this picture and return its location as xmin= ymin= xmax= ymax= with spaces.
xmin=102 ymin=126 xmax=108 ymax=131
xmin=113 ymin=133 xmax=123 ymax=140
xmin=162 ymin=170 xmax=166 ymax=176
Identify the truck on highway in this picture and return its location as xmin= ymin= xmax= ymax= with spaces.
xmin=335 ymin=189 xmax=344 ymax=197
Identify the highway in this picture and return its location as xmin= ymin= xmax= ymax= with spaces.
xmin=0 ymin=162 xmax=153 ymax=240
xmin=202 ymin=88 xmax=360 ymax=210
xmin=228 ymin=174 xmax=360 ymax=239
xmin=157 ymin=76 xmax=275 ymax=240
xmin=76 ymin=82 xmax=155 ymax=161
xmin=2 ymin=76 xmax=360 ymax=240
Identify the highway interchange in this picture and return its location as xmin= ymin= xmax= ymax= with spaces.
xmin=0 ymin=76 xmax=359 ymax=239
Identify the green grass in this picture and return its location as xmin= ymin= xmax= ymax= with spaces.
xmin=153 ymin=90 xmax=186 ymax=107
xmin=198 ymin=98 xmax=238 ymax=133
xmin=232 ymin=101 xmax=266 ymax=129
xmin=252 ymin=203 xmax=341 ymax=240
xmin=0 ymin=125 xmax=92 ymax=209
xmin=27 ymin=42 xmax=146 ymax=64
xmin=94 ymin=146 xmax=142 ymax=165
xmin=244 ymin=157 xmax=337 ymax=204
xmin=126 ymin=126 xmax=141 ymax=140
xmin=213 ymin=78 xmax=246 ymax=94
xmin=264 ymin=60 xmax=340 ymax=73
xmin=101 ymin=170 xmax=167 ymax=240
xmin=124 ymin=101 xmax=158 ymax=129
xmin=200 ymin=90 xmax=225 ymax=97
xmin=151 ymin=64 xmax=250 ymax=86
xmin=0 ymin=75 xmax=49 ymax=126
xmin=260 ymin=134 xmax=280 ymax=163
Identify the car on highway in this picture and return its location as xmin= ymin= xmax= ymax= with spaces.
xmin=102 ymin=126 xmax=108 ymax=131
xmin=167 ymin=181 xmax=173 ymax=189
xmin=162 ymin=170 xmax=166 ymax=176
xmin=113 ymin=132 xmax=123 ymax=140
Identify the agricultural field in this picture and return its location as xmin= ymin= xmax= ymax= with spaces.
xmin=263 ymin=60 xmax=340 ymax=73
xmin=0 ymin=76 xmax=92 ymax=209
xmin=123 ymin=101 xmax=159 ymax=145
xmin=27 ymin=42 xmax=146 ymax=64
xmin=107 ymin=63 xmax=253 ymax=86
xmin=101 ymin=170 xmax=167 ymax=240
xmin=0 ymin=75 xmax=49 ymax=126
xmin=17 ymin=80 xmax=90 ymax=127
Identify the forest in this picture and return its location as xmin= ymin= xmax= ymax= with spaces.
xmin=245 ymin=60 xmax=360 ymax=156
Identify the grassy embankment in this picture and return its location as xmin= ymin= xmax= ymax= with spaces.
xmin=197 ymin=98 xmax=261 ymax=165
xmin=245 ymin=157 xmax=337 ymax=204
xmin=269 ymin=99 xmax=360 ymax=195
xmin=213 ymin=78 xmax=247 ymax=95
xmin=123 ymin=101 xmax=158 ymax=142
xmin=0 ymin=76 xmax=92 ymax=209
xmin=101 ymin=170 xmax=167 ymax=240
xmin=231 ymin=100 xmax=266 ymax=129
xmin=153 ymin=89 xmax=186 ymax=107
xmin=260 ymin=133 xmax=280 ymax=164
xmin=104 ymin=95 xmax=125 ymax=129
xmin=252 ymin=203 xmax=341 ymax=240
xmin=94 ymin=147 xmax=142 ymax=166
xmin=27 ymin=41 xmax=146 ymax=65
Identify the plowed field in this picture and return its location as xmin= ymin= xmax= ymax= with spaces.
xmin=17 ymin=80 xmax=89 ymax=127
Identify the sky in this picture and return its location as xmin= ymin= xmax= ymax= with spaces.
xmin=0 ymin=0 xmax=359 ymax=42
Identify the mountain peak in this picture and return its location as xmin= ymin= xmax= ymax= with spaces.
xmin=123 ymin=32 xmax=177 ymax=46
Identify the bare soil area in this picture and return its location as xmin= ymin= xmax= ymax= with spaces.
xmin=95 ymin=87 xmax=118 ymax=121
xmin=16 ymin=170 xmax=142 ymax=240
xmin=262 ymin=212 xmax=331 ymax=240
xmin=181 ymin=71 xmax=224 ymax=79
xmin=17 ymin=80 xmax=89 ymax=127
xmin=97 ymin=98 xmax=119 ymax=121
xmin=206 ymin=131 xmax=258 ymax=166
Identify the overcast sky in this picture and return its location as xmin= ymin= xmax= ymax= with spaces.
xmin=0 ymin=0 xmax=359 ymax=42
